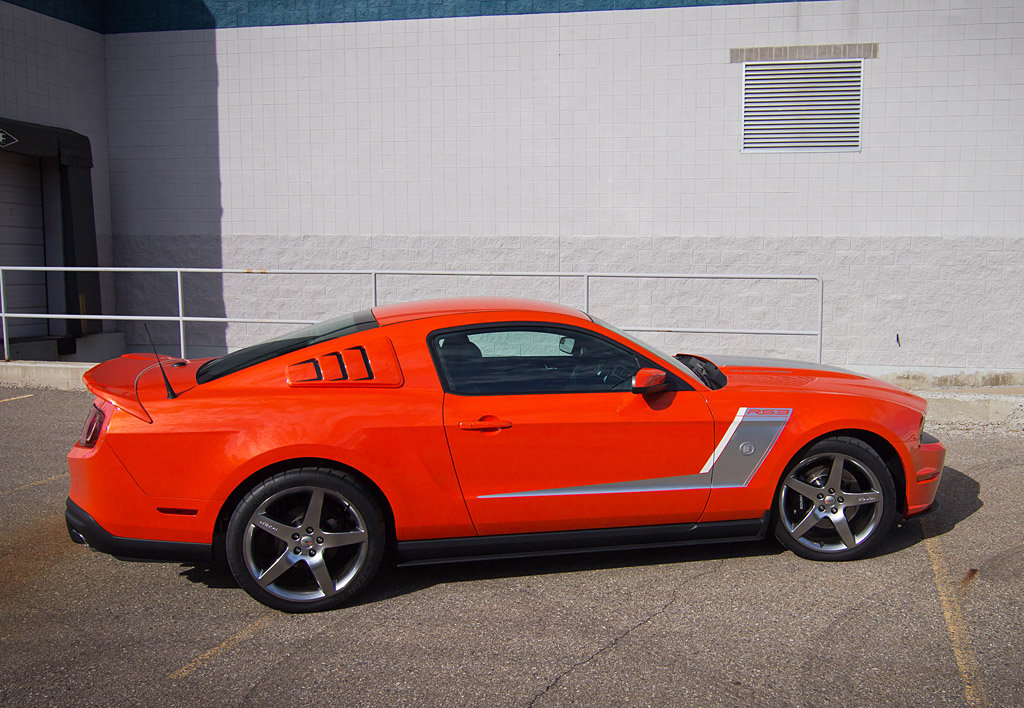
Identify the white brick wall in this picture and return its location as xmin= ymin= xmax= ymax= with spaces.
xmin=10 ymin=0 xmax=1024 ymax=374
xmin=114 ymin=231 xmax=1021 ymax=374
xmin=103 ymin=1 xmax=1024 ymax=243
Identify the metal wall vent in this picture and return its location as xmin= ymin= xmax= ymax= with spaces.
xmin=742 ymin=60 xmax=863 ymax=152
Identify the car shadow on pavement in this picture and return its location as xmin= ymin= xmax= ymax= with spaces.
xmin=177 ymin=563 xmax=238 ymax=588
xmin=354 ymin=537 xmax=787 ymax=608
xmin=879 ymin=464 xmax=982 ymax=556
xmin=173 ymin=465 xmax=979 ymax=605
xmin=173 ymin=536 xmax=786 ymax=605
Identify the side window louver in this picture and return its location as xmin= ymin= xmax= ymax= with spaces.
xmin=286 ymin=339 xmax=403 ymax=388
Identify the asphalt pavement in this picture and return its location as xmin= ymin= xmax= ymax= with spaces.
xmin=0 ymin=385 xmax=1021 ymax=707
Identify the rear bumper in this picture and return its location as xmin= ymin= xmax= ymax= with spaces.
xmin=65 ymin=498 xmax=212 ymax=563
xmin=904 ymin=436 xmax=946 ymax=517
xmin=67 ymin=434 xmax=219 ymax=544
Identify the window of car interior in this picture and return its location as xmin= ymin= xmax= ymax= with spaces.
xmin=430 ymin=324 xmax=678 ymax=395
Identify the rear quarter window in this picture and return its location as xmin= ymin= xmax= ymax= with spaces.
xmin=196 ymin=309 xmax=378 ymax=384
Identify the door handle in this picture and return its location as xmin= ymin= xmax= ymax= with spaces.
xmin=459 ymin=418 xmax=512 ymax=431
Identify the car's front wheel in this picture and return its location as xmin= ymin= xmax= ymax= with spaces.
xmin=226 ymin=467 xmax=385 ymax=612
xmin=774 ymin=436 xmax=896 ymax=561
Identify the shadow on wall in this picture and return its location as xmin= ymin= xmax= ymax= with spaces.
xmin=108 ymin=1 xmax=227 ymax=359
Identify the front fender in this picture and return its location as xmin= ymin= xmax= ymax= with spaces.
xmin=700 ymin=396 xmax=922 ymax=522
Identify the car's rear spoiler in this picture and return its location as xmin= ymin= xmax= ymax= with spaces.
xmin=82 ymin=354 xmax=163 ymax=423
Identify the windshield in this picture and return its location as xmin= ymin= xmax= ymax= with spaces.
xmin=590 ymin=316 xmax=704 ymax=381
xmin=195 ymin=309 xmax=378 ymax=384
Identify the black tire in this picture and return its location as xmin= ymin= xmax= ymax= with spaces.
xmin=225 ymin=467 xmax=385 ymax=612
xmin=773 ymin=436 xmax=896 ymax=561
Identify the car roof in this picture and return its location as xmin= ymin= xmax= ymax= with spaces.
xmin=371 ymin=297 xmax=588 ymax=326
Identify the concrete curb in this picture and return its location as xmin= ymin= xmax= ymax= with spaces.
xmin=0 ymin=361 xmax=91 ymax=391
xmin=2 ymin=361 xmax=1022 ymax=426
xmin=919 ymin=388 xmax=1024 ymax=427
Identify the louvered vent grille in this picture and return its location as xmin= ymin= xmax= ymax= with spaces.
xmin=285 ymin=338 xmax=404 ymax=388
xmin=287 ymin=347 xmax=373 ymax=384
xmin=742 ymin=60 xmax=862 ymax=152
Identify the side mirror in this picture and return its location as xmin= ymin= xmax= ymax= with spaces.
xmin=558 ymin=336 xmax=575 ymax=355
xmin=632 ymin=368 xmax=668 ymax=394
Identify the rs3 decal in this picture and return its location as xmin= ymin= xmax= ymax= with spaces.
xmin=708 ymin=407 xmax=792 ymax=489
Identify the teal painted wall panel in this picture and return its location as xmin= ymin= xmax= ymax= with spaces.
xmin=4 ymin=0 xmax=104 ymax=32
xmin=4 ymin=0 xmax=822 ymax=34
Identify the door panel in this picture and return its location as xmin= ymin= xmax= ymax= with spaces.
xmin=0 ymin=151 xmax=47 ymax=339
xmin=443 ymin=389 xmax=715 ymax=535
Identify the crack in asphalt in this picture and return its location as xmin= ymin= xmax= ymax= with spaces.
xmin=0 ymin=472 xmax=69 ymax=499
xmin=525 ymin=559 xmax=725 ymax=708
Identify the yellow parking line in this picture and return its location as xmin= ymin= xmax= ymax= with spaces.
xmin=0 ymin=472 xmax=69 ymax=499
xmin=0 ymin=394 xmax=34 ymax=403
xmin=923 ymin=529 xmax=986 ymax=707
xmin=167 ymin=613 xmax=277 ymax=680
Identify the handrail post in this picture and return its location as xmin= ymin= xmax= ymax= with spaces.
xmin=176 ymin=270 xmax=186 ymax=358
xmin=817 ymin=276 xmax=824 ymax=364
xmin=583 ymin=274 xmax=590 ymax=313
xmin=0 ymin=269 xmax=8 ymax=361
xmin=372 ymin=272 xmax=378 ymax=307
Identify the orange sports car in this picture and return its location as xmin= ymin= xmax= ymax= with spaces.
xmin=66 ymin=298 xmax=945 ymax=612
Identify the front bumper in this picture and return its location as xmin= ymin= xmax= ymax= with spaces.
xmin=904 ymin=433 xmax=946 ymax=517
xmin=66 ymin=497 xmax=212 ymax=563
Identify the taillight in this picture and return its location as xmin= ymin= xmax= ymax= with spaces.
xmin=78 ymin=405 xmax=105 ymax=448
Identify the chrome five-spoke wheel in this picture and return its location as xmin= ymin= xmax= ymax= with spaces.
xmin=774 ymin=436 xmax=896 ymax=561
xmin=226 ymin=468 xmax=384 ymax=612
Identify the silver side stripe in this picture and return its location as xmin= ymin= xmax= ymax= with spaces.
xmin=478 ymin=406 xmax=793 ymax=499
xmin=478 ymin=472 xmax=710 ymax=499
xmin=698 ymin=406 xmax=746 ymax=474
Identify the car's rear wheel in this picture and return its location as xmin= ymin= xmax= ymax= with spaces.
xmin=774 ymin=436 xmax=896 ymax=561
xmin=226 ymin=467 xmax=384 ymax=612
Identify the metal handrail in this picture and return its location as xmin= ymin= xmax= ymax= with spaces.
xmin=0 ymin=266 xmax=824 ymax=362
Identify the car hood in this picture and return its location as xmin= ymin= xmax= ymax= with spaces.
xmin=710 ymin=355 xmax=928 ymax=414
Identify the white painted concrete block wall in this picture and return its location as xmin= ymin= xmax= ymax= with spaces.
xmin=10 ymin=0 xmax=1024 ymax=373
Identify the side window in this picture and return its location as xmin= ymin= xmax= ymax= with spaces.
xmin=433 ymin=325 xmax=650 ymax=395
xmin=467 ymin=330 xmax=570 ymax=358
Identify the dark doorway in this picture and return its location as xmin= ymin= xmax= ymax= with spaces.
xmin=0 ymin=117 xmax=101 ymax=358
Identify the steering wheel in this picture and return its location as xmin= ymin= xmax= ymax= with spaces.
xmin=599 ymin=364 xmax=632 ymax=389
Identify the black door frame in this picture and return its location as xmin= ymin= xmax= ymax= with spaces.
xmin=0 ymin=116 xmax=101 ymax=338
